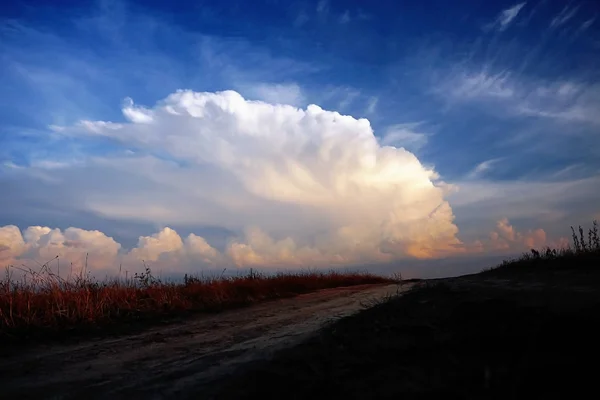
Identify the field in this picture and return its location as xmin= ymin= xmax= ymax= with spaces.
xmin=0 ymin=265 xmax=391 ymax=345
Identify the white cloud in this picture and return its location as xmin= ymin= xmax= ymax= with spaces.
xmin=357 ymin=10 xmax=371 ymax=20
xmin=1 ymin=161 xmax=20 ymax=170
xmin=495 ymin=217 xmax=516 ymax=242
xmin=242 ymin=83 xmax=305 ymax=106
xmin=293 ymin=12 xmax=310 ymax=27
xmin=550 ymin=5 xmax=580 ymax=28
xmin=335 ymin=87 xmax=361 ymax=110
xmin=380 ymin=123 xmax=428 ymax=152
xmin=447 ymin=70 xmax=514 ymax=100
xmin=516 ymin=82 xmax=600 ymax=125
xmin=1 ymin=6 xmax=321 ymax=136
xmin=458 ymin=217 xmax=569 ymax=255
xmin=185 ymin=233 xmax=221 ymax=266
xmin=486 ymin=217 xmax=567 ymax=252
xmin=0 ymin=225 xmax=26 ymax=265
xmin=122 ymin=97 xmax=154 ymax=123
xmin=550 ymin=164 xmax=585 ymax=180
xmin=77 ymin=120 xmax=124 ymax=133
xmin=439 ymin=68 xmax=600 ymax=126
xmin=499 ymin=3 xmax=527 ymax=27
xmin=316 ymin=0 xmax=329 ymax=19
xmin=29 ymin=160 xmax=75 ymax=170
xmin=0 ymin=216 xmax=573 ymax=275
xmin=448 ymin=176 xmax=600 ymax=233
xmin=365 ymin=96 xmax=378 ymax=114
xmin=129 ymin=227 xmax=184 ymax=262
xmin=312 ymin=86 xmax=383 ymax=117
xmin=339 ymin=10 xmax=351 ymax=24
xmin=1 ymin=224 xmax=121 ymax=273
xmin=485 ymin=3 xmax=527 ymax=32
xmin=18 ymin=89 xmax=463 ymax=268
xmin=467 ymin=158 xmax=502 ymax=179
xmin=580 ymin=17 xmax=596 ymax=32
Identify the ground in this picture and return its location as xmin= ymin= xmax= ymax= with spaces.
xmin=208 ymin=267 xmax=600 ymax=400
xmin=0 ymin=283 xmax=403 ymax=399
xmin=2 ymin=258 xmax=599 ymax=399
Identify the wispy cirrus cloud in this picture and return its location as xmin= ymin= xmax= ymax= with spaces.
xmin=240 ymin=82 xmax=306 ymax=106
xmin=365 ymin=96 xmax=378 ymax=115
xmin=316 ymin=0 xmax=329 ymax=21
xmin=379 ymin=123 xmax=429 ymax=152
xmin=0 ymin=2 xmax=320 ymax=130
xmin=317 ymin=86 xmax=362 ymax=111
xmin=550 ymin=5 xmax=580 ymax=28
xmin=438 ymin=67 xmax=600 ymax=126
xmin=580 ymin=17 xmax=596 ymax=32
xmin=484 ymin=2 xmax=527 ymax=32
xmin=339 ymin=10 xmax=351 ymax=24
xmin=448 ymin=176 xmax=600 ymax=227
xmin=444 ymin=70 xmax=515 ymax=101
xmin=293 ymin=11 xmax=310 ymax=27
xmin=515 ymin=82 xmax=600 ymax=125
xmin=466 ymin=158 xmax=503 ymax=180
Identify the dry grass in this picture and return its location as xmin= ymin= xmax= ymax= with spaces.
xmin=0 ymin=264 xmax=391 ymax=343
xmin=5 ymin=220 xmax=595 ymax=346
xmin=482 ymin=220 xmax=600 ymax=274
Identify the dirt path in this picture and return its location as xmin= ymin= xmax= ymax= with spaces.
xmin=205 ymin=270 xmax=600 ymax=400
xmin=0 ymin=283 xmax=406 ymax=399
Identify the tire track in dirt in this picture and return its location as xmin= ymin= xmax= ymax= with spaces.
xmin=0 ymin=283 xmax=409 ymax=399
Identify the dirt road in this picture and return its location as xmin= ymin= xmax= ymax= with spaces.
xmin=0 ymin=283 xmax=406 ymax=399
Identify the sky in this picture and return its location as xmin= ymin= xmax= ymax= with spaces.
xmin=1 ymin=0 xmax=599 ymax=279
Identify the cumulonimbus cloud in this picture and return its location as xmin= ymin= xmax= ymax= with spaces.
xmin=3 ymin=90 xmax=466 ymax=272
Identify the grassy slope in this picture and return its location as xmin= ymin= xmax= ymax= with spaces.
xmin=208 ymin=224 xmax=600 ymax=400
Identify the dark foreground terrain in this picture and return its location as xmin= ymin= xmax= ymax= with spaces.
xmin=0 ymin=283 xmax=404 ymax=399
xmin=3 ymin=265 xmax=599 ymax=400
xmin=208 ymin=251 xmax=600 ymax=399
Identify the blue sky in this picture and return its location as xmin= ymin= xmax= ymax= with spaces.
xmin=1 ymin=0 xmax=599 ymax=278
